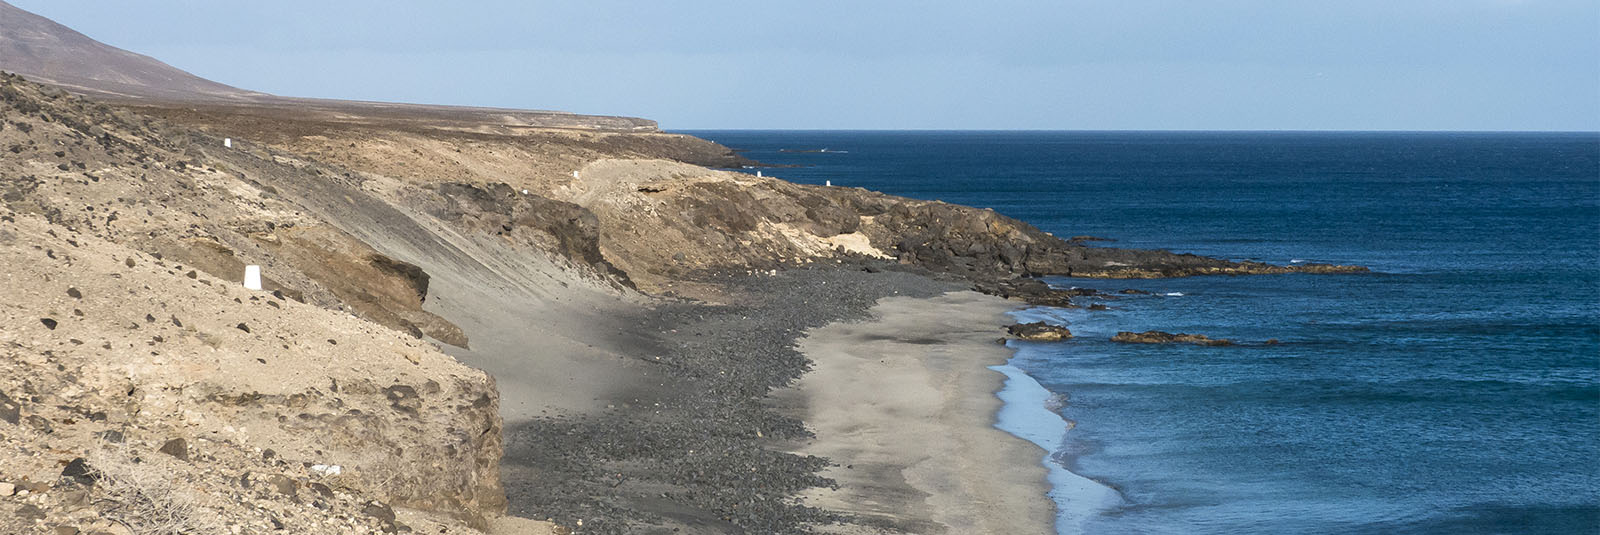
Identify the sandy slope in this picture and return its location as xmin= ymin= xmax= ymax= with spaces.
xmin=785 ymin=291 xmax=1055 ymax=534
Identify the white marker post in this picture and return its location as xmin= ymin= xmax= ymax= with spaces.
xmin=756 ymin=171 xmax=762 ymax=177
xmin=825 ymin=180 xmax=832 ymax=186
xmin=243 ymin=265 xmax=262 ymax=290
xmin=224 ymin=138 xmax=232 ymax=148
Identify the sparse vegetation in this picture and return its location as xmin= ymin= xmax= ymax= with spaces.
xmin=87 ymin=445 xmax=223 ymax=535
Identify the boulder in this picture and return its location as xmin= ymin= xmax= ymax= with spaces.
xmin=1006 ymin=322 xmax=1073 ymax=342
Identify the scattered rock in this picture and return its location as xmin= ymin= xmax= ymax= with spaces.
xmin=0 ymin=482 xmax=14 ymax=496
xmin=66 ymin=287 xmax=81 ymax=298
xmin=40 ymin=317 xmax=58 ymax=329
xmin=26 ymin=415 xmax=53 ymax=433
xmin=0 ymin=389 xmax=19 ymax=424
xmin=16 ymin=503 xmax=46 ymax=521
xmin=158 ymin=437 xmax=188 ymax=461
xmin=1006 ymin=321 xmax=1073 ymax=342
xmin=235 ymin=323 xmax=251 ymax=333
xmin=363 ymin=501 xmax=400 ymax=533
xmin=60 ymin=457 xmax=95 ymax=485
xmin=1111 ymin=330 xmax=1234 ymax=346
xmin=384 ymin=385 xmax=420 ymax=415
xmin=57 ymin=487 xmax=88 ymax=508
xmin=265 ymin=474 xmax=297 ymax=497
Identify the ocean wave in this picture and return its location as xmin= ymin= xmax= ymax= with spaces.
xmin=1045 ymin=392 xmax=1070 ymax=412
xmin=990 ymin=364 xmax=1124 ymax=534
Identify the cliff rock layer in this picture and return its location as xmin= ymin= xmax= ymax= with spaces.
xmin=0 ymin=213 xmax=503 ymax=532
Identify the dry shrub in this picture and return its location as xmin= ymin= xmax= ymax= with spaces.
xmin=332 ymin=450 xmax=430 ymax=501
xmin=87 ymin=444 xmax=223 ymax=535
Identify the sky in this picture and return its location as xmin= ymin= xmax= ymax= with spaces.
xmin=11 ymin=0 xmax=1600 ymax=130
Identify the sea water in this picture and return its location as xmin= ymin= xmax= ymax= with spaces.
xmin=682 ymin=131 xmax=1600 ymax=534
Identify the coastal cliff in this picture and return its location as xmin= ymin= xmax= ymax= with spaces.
xmin=1 ymin=67 xmax=1366 ymax=533
xmin=1 ymin=5 xmax=1366 ymax=531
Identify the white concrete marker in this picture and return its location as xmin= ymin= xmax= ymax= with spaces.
xmin=244 ymin=265 xmax=262 ymax=290
xmin=573 ymin=170 xmax=581 ymax=179
xmin=756 ymin=170 xmax=762 ymax=177
xmin=224 ymin=138 xmax=232 ymax=148
xmin=825 ymin=180 xmax=832 ymax=186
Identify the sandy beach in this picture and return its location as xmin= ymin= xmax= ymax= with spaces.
xmin=781 ymin=290 xmax=1056 ymax=534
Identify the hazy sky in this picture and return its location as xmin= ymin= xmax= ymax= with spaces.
xmin=12 ymin=0 xmax=1599 ymax=130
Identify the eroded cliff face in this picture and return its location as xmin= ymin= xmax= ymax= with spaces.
xmin=0 ymin=75 xmax=471 ymax=346
xmin=0 ymin=213 xmax=503 ymax=532
xmin=1 ymin=74 xmax=534 ymax=531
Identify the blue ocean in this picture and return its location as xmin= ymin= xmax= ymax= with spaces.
xmin=683 ymin=131 xmax=1600 ymax=534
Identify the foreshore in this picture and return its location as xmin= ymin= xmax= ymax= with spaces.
xmin=780 ymin=290 xmax=1056 ymax=533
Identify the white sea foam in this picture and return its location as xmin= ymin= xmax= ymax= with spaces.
xmin=991 ymin=363 xmax=1122 ymax=535
xmin=1290 ymin=259 xmax=1307 ymax=263
xmin=1164 ymin=292 xmax=1184 ymax=297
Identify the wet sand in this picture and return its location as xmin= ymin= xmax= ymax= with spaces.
xmin=782 ymin=290 xmax=1055 ymax=533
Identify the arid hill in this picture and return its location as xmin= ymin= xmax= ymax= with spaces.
xmin=0 ymin=0 xmax=660 ymax=132
xmin=0 ymin=0 xmax=260 ymax=101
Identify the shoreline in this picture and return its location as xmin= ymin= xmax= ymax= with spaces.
xmin=778 ymin=290 xmax=1057 ymax=533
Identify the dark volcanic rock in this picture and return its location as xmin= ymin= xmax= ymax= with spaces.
xmin=158 ymin=437 xmax=189 ymax=461
xmin=60 ymin=457 xmax=95 ymax=485
xmin=0 ymin=389 xmax=19 ymax=425
xmin=972 ymin=278 xmax=1082 ymax=308
xmin=860 ymin=197 xmax=1367 ymax=280
xmin=1006 ymin=322 xmax=1073 ymax=342
xmin=1111 ymin=330 xmax=1234 ymax=346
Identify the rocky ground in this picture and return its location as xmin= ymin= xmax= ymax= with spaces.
xmin=0 ymin=213 xmax=533 ymax=534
